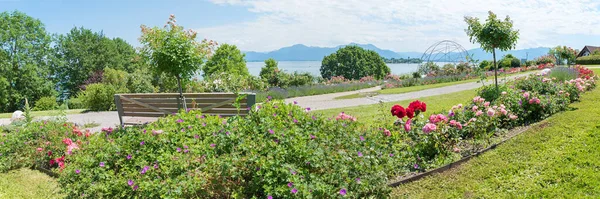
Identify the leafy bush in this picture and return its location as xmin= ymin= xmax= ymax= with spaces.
xmin=126 ymin=70 xmax=155 ymax=93
xmin=203 ymin=44 xmax=249 ymax=77
xmin=535 ymin=55 xmax=556 ymax=65
xmin=189 ymin=72 xmax=267 ymax=93
xmin=525 ymin=60 xmax=536 ymax=66
xmin=259 ymin=58 xmax=278 ymax=80
xmin=78 ymin=83 xmax=117 ymax=111
xmin=33 ymin=96 xmax=59 ymax=111
xmin=479 ymin=60 xmax=491 ymax=69
xmin=67 ymin=97 xmax=85 ymax=109
xmin=58 ymin=102 xmax=398 ymax=198
xmin=102 ymin=67 xmax=129 ymax=93
xmin=575 ymin=55 xmax=600 ymax=65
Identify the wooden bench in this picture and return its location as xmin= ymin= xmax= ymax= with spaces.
xmin=114 ymin=93 xmax=256 ymax=126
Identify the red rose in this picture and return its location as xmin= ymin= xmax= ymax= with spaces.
xmin=391 ymin=105 xmax=406 ymax=118
xmin=406 ymin=108 xmax=415 ymax=119
xmin=421 ymin=102 xmax=427 ymax=112
xmin=409 ymin=100 xmax=427 ymax=113
xmin=47 ymin=151 xmax=52 ymax=156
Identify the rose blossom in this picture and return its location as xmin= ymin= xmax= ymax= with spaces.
xmin=422 ymin=123 xmax=437 ymax=134
xmin=472 ymin=106 xmax=479 ymax=112
xmin=487 ymin=108 xmax=495 ymax=117
xmin=476 ymin=110 xmax=483 ymax=116
xmin=404 ymin=119 xmax=412 ymax=132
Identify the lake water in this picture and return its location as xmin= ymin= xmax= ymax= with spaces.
xmin=246 ymin=61 xmax=449 ymax=77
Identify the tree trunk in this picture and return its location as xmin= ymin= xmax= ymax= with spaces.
xmin=492 ymin=48 xmax=498 ymax=90
xmin=176 ymin=75 xmax=187 ymax=110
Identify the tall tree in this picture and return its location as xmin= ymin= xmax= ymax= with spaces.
xmin=0 ymin=11 xmax=55 ymax=112
xmin=320 ymin=45 xmax=390 ymax=80
xmin=465 ymin=11 xmax=519 ymax=89
xmin=53 ymin=27 xmax=138 ymax=97
xmin=203 ymin=44 xmax=249 ymax=77
xmin=140 ymin=14 xmax=215 ymax=109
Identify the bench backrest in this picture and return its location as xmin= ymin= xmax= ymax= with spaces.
xmin=114 ymin=93 xmax=256 ymax=126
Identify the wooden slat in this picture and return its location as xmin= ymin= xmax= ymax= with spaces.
xmin=126 ymin=98 xmax=247 ymax=104
xmin=122 ymin=112 xmax=170 ymax=117
xmin=121 ymin=93 xmax=242 ymax=99
xmin=120 ymin=96 xmax=172 ymax=114
xmin=122 ymin=108 xmax=248 ymax=115
xmin=201 ymin=98 xmax=236 ymax=112
xmin=122 ymin=103 xmax=247 ymax=109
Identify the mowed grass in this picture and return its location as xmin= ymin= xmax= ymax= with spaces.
xmin=0 ymin=168 xmax=63 ymax=198
xmin=316 ymin=89 xmax=477 ymax=125
xmin=334 ymin=71 xmax=531 ymax=100
xmin=391 ymin=79 xmax=600 ymax=198
xmin=0 ymin=109 xmax=86 ymax=119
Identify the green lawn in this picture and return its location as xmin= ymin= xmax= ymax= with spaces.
xmin=0 ymin=109 xmax=86 ymax=119
xmin=334 ymin=71 xmax=529 ymax=100
xmin=0 ymin=168 xmax=63 ymax=198
xmin=316 ymin=89 xmax=477 ymax=125
xmin=391 ymin=79 xmax=600 ymax=198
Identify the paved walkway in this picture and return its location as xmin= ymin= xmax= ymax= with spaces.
xmin=0 ymin=72 xmax=535 ymax=132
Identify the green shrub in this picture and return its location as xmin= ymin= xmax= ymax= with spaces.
xmin=189 ymin=73 xmax=267 ymax=92
xmin=525 ymin=60 xmax=536 ymax=66
xmin=79 ymin=83 xmax=117 ymax=111
xmin=33 ymin=96 xmax=58 ymax=111
xmin=575 ymin=55 xmax=600 ymax=65
xmin=102 ymin=67 xmax=129 ymax=93
xmin=479 ymin=60 xmax=491 ymax=69
xmin=60 ymin=102 xmax=397 ymax=198
xmin=510 ymin=58 xmax=521 ymax=67
xmin=127 ymin=71 xmax=155 ymax=93
xmin=67 ymin=97 xmax=85 ymax=109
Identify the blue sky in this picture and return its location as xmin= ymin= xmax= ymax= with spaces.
xmin=3 ymin=0 xmax=600 ymax=52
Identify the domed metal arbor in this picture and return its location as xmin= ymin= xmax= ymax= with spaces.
xmin=420 ymin=40 xmax=469 ymax=63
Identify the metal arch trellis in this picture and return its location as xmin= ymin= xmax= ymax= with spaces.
xmin=420 ymin=40 xmax=469 ymax=64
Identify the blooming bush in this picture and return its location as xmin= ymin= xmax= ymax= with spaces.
xmin=56 ymin=101 xmax=407 ymax=198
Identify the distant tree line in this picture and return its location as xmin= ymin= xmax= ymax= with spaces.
xmin=382 ymin=57 xmax=422 ymax=64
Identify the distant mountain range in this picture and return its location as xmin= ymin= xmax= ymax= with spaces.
xmin=244 ymin=43 xmax=550 ymax=62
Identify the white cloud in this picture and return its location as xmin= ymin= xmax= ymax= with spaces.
xmin=198 ymin=0 xmax=600 ymax=52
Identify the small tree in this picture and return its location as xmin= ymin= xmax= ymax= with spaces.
xmin=260 ymin=58 xmax=278 ymax=79
xmin=203 ymin=44 xmax=249 ymax=77
xmin=465 ymin=11 xmax=519 ymax=89
xmin=320 ymin=45 xmax=390 ymax=80
xmin=140 ymin=14 xmax=216 ymax=109
xmin=550 ymin=46 xmax=578 ymax=66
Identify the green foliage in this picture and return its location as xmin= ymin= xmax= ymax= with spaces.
xmin=101 ymin=67 xmax=129 ymax=93
xmin=58 ymin=103 xmax=394 ymax=198
xmin=53 ymin=27 xmax=139 ymax=97
xmin=260 ymin=58 xmax=279 ymax=85
xmin=465 ymin=11 xmax=519 ymax=88
xmin=78 ymin=83 xmax=117 ymax=111
xmin=535 ymin=55 xmax=557 ymax=65
xmin=576 ymin=55 xmax=600 ymax=65
xmin=320 ymin=45 xmax=390 ymax=80
xmin=0 ymin=11 xmax=55 ymax=112
xmin=188 ymin=73 xmax=267 ymax=93
xmin=24 ymin=98 xmax=32 ymax=123
xmin=140 ymin=14 xmax=214 ymax=95
xmin=33 ymin=96 xmax=59 ymax=111
xmin=525 ymin=60 xmax=536 ymax=66
xmin=203 ymin=44 xmax=249 ymax=77
xmin=479 ymin=60 xmax=492 ymax=69
xmin=498 ymin=54 xmax=521 ymax=68
xmin=66 ymin=97 xmax=85 ymax=109
xmin=418 ymin=62 xmax=441 ymax=75
xmin=126 ymin=70 xmax=155 ymax=93
xmin=549 ymin=46 xmax=578 ymax=65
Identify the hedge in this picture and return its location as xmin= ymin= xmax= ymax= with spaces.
xmin=576 ymin=55 xmax=600 ymax=65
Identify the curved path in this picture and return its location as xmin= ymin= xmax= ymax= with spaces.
xmin=286 ymin=72 xmax=534 ymax=110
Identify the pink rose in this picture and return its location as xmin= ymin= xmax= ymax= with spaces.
xmin=472 ymin=106 xmax=479 ymax=112
xmin=422 ymin=123 xmax=437 ymax=134
xmin=487 ymin=108 xmax=495 ymax=117
xmin=476 ymin=110 xmax=483 ymax=116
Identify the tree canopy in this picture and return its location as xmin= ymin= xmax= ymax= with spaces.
xmin=53 ymin=27 xmax=139 ymax=97
xmin=549 ymin=46 xmax=578 ymax=66
xmin=320 ymin=45 xmax=390 ymax=80
xmin=465 ymin=11 xmax=519 ymax=88
xmin=203 ymin=44 xmax=249 ymax=77
xmin=140 ymin=14 xmax=216 ymax=108
xmin=0 ymin=11 xmax=55 ymax=112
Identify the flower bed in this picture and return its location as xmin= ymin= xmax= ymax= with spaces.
xmin=0 ymin=69 xmax=596 ymax=198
